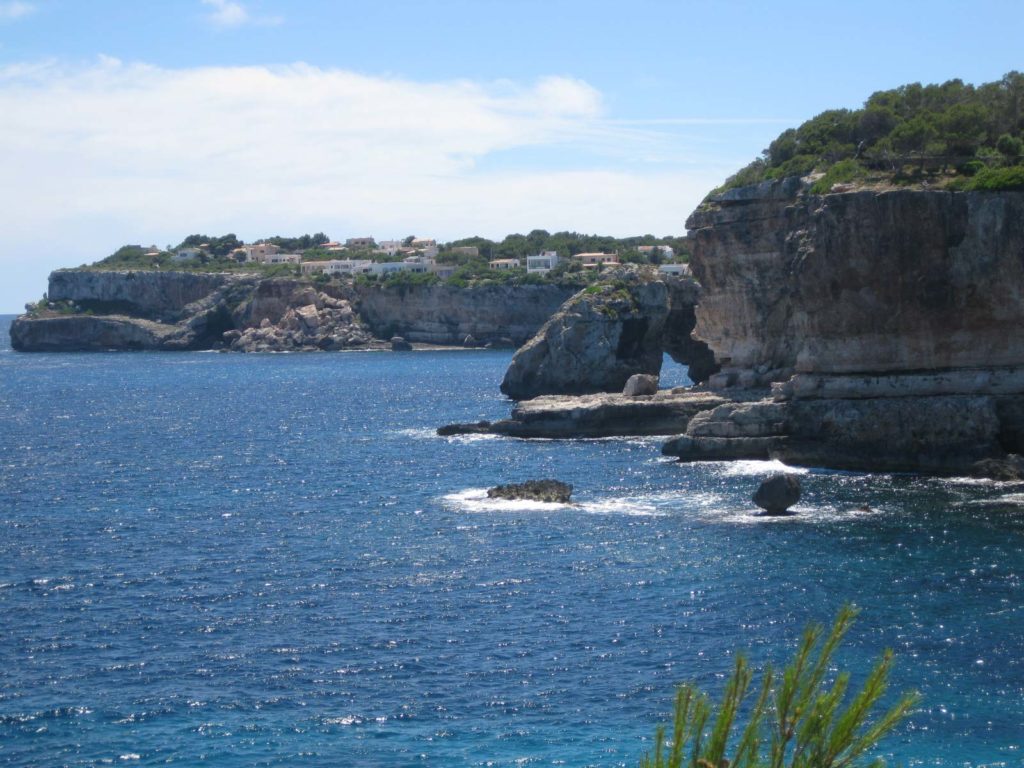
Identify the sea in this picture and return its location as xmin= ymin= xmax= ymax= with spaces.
xmin=1 ymin=314 xmax=1023 ymax=767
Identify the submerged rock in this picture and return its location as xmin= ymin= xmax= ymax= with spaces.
xmin=753 ymin=473 xmax=801 ymax=515
xmin=487 ymin=479 xmax=573 ymax=503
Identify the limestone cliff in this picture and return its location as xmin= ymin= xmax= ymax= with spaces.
xmin=355 ymin=283 xmax=574 ymax=346
xmin=666 ymin=181 xmax=1024 ymax=474
xmin=10 ymin=270 xmax=574 ymax=353
xmin=687 ymin=181 xmax=1024 ymax=383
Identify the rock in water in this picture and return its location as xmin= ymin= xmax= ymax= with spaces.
xmin=623 ymin=373 xmax=659 ymax=396
xmin=390 ymin=336 xmax=412 ymax=351
xmin=487 ymin=480 xmax=573 ymax=503
xmin=753 ymin=473 xmax=801 ymax=515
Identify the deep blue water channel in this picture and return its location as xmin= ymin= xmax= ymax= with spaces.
xmin=1 ymin=316 xmax=1023 ymax=767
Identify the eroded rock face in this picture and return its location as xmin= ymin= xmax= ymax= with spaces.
xmin=11 ymin=271 xmax=572 ymax=354
xmin=46 ymin=270 xmax=235 ymax=320
xmin=688 ymin=182 xmax=1024 ymax=382
xmin=665 ymin=182 xmax=1024 ymax=474
xmin=355 ymin=283 xmax=574 ymax=346
xmin=500 ymin=271 xmax=715 ymax=400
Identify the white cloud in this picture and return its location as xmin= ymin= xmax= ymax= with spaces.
xmin=0 ymin=1 xmax=35 ymax=21
xmin=0 ymin=58 xmax=739 ymax=310
xmin=201 ymin=0 xmax=281 ymax=28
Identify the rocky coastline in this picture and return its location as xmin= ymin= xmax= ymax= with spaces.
xmin=441 ymin=181 xmax=1024 ymax=478
xmin=9 ymin=270 xmax=575 ymax=353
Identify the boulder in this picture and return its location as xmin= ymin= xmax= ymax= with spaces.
xmin=390 ymin=336 xmax=412 ymax=351
xmin=487 ymin=479 xmax=573 ymax=503
xmin=752 ymin=473 xmax=801 ymax=515
xmin=972 ymin=455 xmax=1024 ymax=481
xmin=623 ymin=373 xmax=659 ymax=396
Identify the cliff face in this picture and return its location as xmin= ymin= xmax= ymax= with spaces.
xmin=667 ymin=181 xmax=1024 ymax=474
xmin=10 ymin=271 xmax=575 ymax=353
xmin=47 ymin=270 xmax=237 ymax=321
xmin=687 ymin=182 xmax=1024 ymax=380
xmin=355 ymin=283 xmax=574 ymax=346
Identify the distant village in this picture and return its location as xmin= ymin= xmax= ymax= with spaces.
xmin=161 ymin=236 xmax=691 ymax=279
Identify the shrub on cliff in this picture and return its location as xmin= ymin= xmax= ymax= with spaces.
xmin=718 ymin=71 xmax=1024 ymax=193
xmin=639 ymin=606 xmax=918 ymax=768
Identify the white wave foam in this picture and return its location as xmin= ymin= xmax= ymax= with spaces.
xmin=717 ymin=459 xmax=810 ymax=477
xmin=442 ymin=488 xmax=571 ymax=513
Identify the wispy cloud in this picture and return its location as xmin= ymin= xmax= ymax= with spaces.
xmin=0 ymin=57 xmax=751 ymax=309
xmin=201 ymin=0 xmax=281 ymax=28
xmin=0 ymin=1 xmax=36 ymax=21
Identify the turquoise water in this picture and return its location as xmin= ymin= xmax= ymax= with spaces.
xmin=1 ymin=316 xmax=1023 ymax=767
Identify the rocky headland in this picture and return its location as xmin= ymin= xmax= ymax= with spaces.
xmin=10 ymin=270 xmax=575 ymax=353
xmin=664 ymin=180 xmax=1024 ymax=475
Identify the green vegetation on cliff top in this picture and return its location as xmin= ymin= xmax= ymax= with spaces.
xmin=719 ymin=71 xmax=1024 ymax=194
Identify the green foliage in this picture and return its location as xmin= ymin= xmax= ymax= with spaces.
xmin=957 ymin=164 xmax=1024 ymax=191
xmin=810 ymin=160 xmax=866 ymax=194
xmin=177 ymin=233 xmax=242 ymax=256
xmin=716 ymin=71 xmax=1024 ymax=192
xmin=640 ymin=606 xmax=918 ymax=768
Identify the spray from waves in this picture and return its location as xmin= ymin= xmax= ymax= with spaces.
xmin=395 ymin=427 xmax=502 ymax=443
xmin=716 ymin=459 xmax=810 ymax=477
xmin=442 ymin=488 xmax=724 ymax=517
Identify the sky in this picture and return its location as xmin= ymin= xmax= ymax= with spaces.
xmin=1 ymin=0 xmax=1023 ymax=311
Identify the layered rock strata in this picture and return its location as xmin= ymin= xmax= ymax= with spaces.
xmin=356 ymin=283 xmax=574 ymax=346
xmin=665 ymin=181 xmax=1024 ymax=474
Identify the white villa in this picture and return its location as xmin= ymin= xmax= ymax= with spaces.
xmin=576 ymin=252 xmax=619 ymax=268
xmin=526 ymin=251 xmax=559 ymax=274
xmin=489 ymin=258 xmax=521 ymax=271
xmin=301 ymin=259 xmax=373 ymax=276
xmin=370 ymin=261 xmax=428 ymax=276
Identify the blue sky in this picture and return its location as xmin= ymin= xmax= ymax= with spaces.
xmin=1 ymin=0 xmax=1022 ymax=310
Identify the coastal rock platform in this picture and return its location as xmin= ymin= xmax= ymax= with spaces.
xmin=439 ymin=389 xmax=727 ymax=439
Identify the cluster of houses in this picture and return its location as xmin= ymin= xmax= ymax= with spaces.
xmin=487 ymin=245 xmax=689 ymax=277
xmin=169 ymin=237 xmax=689 ymax=278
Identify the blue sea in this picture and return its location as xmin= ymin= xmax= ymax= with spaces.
xmin=1 ymin=314 xmax=1023 ymax=767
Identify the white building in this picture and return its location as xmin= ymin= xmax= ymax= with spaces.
xmin=301 ymin=259 xmax=373 ymax=276
xmin=370 ymin=261 xmax=427 ymax=276
xmin=429 ymin=263 xmax=456 ymax=279
xmin=658 ymin=262 xmax=692 ymax=276
xmin=489 ymin=258 xmax=521 ymax=271
xmin=526 ymin=251 xmax=559 ymax=274
xmin=173 ymin=247 xmax=202 ymax=262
